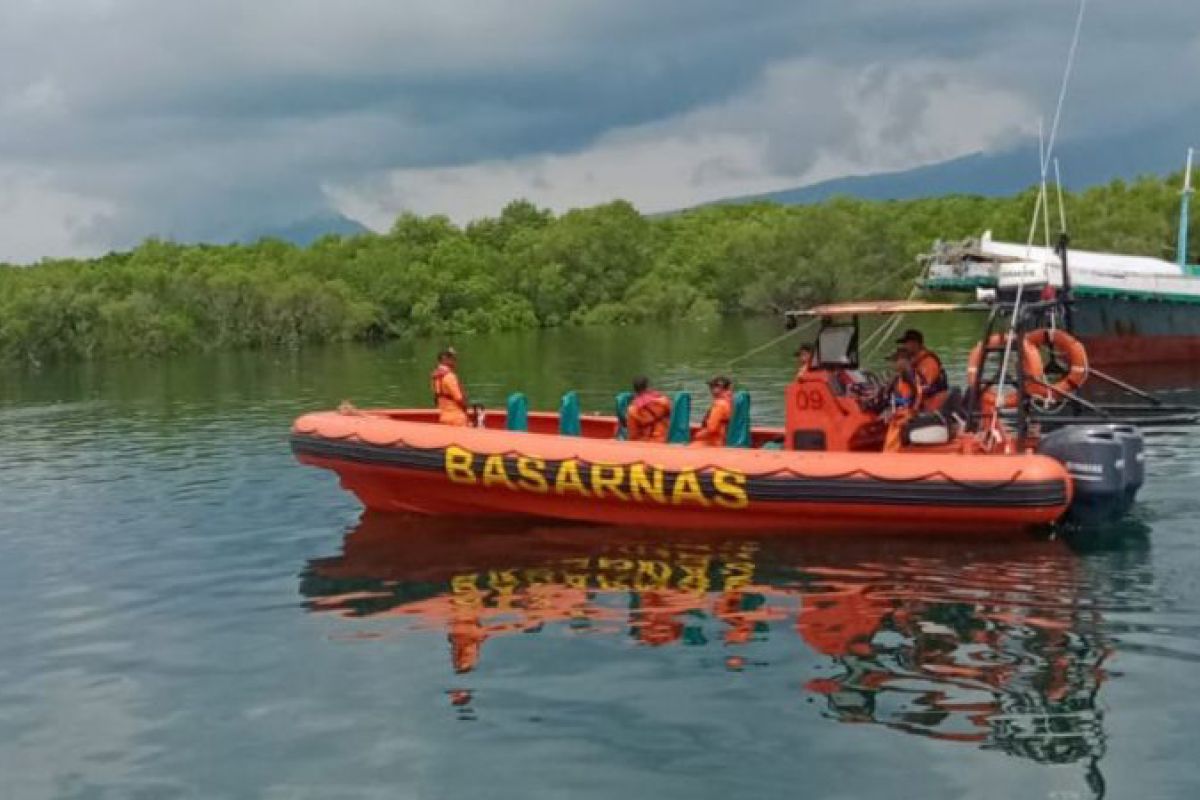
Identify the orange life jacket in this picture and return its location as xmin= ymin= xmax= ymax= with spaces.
xmin=884 ymin=370 xmax=923 ymax=453
xmin=912 ymin=349 xmax=948 ymax=410
xmin=626 ymin=390 xmax=671 ymax=443
xmin=889 ymin=369 xmax=924 ymax=412
xmin=431 ymin=364 xmax=469 ymax=426
xmin=691 ymin=391 xmax=732 ymax=447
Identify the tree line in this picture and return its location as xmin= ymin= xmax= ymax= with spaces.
xmin=1 ymin=173 xmax=1194 ymax=364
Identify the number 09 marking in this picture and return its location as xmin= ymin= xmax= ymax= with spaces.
xmin=794 ymin=389 xmax=824 ymax=411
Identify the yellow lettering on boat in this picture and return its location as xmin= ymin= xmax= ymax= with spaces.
xmin=516 ymin=456 xmax=549 ymax=493
xmin=554 ymin=459 xmax=590 ymax=496
xmin=712 ymin=469 xmax=749 ymax=509
xmin=481 ymin=454 xmax=515 ymax=489
xmin=447 ymin=446 xmax=747 ymax=510
xmin=670 ymin=470 xmax=710 ymax=507
xmin=590 ymin=464 xmax=629 ymax=500
xmin=628 ymin=463 xmax=666 ymax=504
xmin=445 ymin=445 xmax=478 ymax=485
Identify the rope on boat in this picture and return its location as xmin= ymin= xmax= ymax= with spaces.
xmin=724 ymin=318 xmax=818 ymax=368
xmin=861 ymin=283 xmax=924 ymax=363
xmin=994 ymin=0 xmax=1088 ymax=430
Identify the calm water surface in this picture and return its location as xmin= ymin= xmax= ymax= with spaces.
xmin=2 ymin=318 xmax=1199 ymax=800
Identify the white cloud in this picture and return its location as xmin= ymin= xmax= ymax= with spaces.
xmin=327 ymin=58 xmax=1036 ymax=228
xmin=0 ymin=0 xmax=1197 ymax=260
xmin=0 ymin=168 xmax=115 ymax=264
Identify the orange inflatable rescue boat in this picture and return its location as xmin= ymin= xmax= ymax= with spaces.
xmin=292 ymin=302 xmax=1146 ymax=533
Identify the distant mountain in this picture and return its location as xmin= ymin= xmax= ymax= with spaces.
xmin=238 ymin=214 xmax=371 ymax=246
xmin=713 ymin=115 xmax=1197 ymax=206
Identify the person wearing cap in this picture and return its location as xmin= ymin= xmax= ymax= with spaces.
xmin=691 ymin=376 xmax=734 ymax=447
xmin=883 ymin=348 xmax=926 ymax=452
xmin=431 ymin=347 xmax=470 ymax=426
xmin=896 ymin=329 xmax=948 ymax=411
xmin=626 ymin=376 xmax=672 ymax=443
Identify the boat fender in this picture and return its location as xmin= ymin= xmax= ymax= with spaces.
xmin=1037 ymin=427 xmax=1129 ymax=522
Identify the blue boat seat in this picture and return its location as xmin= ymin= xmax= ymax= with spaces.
xmin=668 ymin=392 xmax=692 ymax=444
xmin=506 ymin=392 xmax=529 ymax=432
xmin=559 ymin=391 xmax=582 ymax=436
xmin=614 ymin=391 xmax=633 ymax=440
xmin=726 ymin=391 xmax=751 ymax=447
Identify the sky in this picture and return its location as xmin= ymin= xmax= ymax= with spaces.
xmin=1 ymin=0 xmax=1198 ymax=263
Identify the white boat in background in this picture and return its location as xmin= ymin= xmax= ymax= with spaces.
xmin=923 ymin=150 xmax=1200 ymax=365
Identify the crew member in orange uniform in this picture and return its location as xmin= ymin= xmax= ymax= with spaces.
xmin=430 ymin=347 xmax=470 ymax=426
xmin=896 ymin=329 xmax=948 ymax=411
xmin=626 ymin=376 xmax=672 ymax=443
xmin=883 ymin=348 xmax=926 ymax=452
xmin=691 ymin=376 xmax=733 ymax=447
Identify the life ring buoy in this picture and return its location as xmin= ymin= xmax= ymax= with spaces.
xmin=966 ymin=334 xmax=1044 ymax=410
xmin=1025 ymin=328 xmax=1088 ymax=400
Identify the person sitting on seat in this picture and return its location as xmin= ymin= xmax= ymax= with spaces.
xmin=896 ymin=328 xmax=948 ymax=412
xmin=794 ymin=344 xmax=814 ymax=380
xmin=883 ymin=348 xmax=927 ymax=452
xmin=431 ymin=347 xmax=470 ymax=427
xmin=626 ymin=376 xmax=672 ymax=443
xmin=691 ymin=376 xmax=734 ymax=447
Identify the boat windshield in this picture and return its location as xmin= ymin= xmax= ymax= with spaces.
xmin=817 ymin=324 xmax=858 ymax=368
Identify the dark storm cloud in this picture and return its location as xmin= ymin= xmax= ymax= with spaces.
xmin=1 ymin=0 xmax=1198 ymax=258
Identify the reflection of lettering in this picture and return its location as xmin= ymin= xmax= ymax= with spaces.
xmin=448 ymin=552 xmax=755 ymax=596
xmin=443 ymin=445 xmax=749 ymax=508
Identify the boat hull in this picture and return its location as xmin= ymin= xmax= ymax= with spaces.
xmin=1072 ymin=293 xmax=1200 ymax=365
xmin=292 ymin=412 xmax=1072 ymax=534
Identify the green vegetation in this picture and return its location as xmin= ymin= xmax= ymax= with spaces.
xmin=1 ymin=174 xmax=1195 ymax=364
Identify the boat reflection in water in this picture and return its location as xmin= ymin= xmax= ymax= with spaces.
xmin=301 ymin=513 xmax=1122 ymax=774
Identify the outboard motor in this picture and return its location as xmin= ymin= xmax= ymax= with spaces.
xmin=1037 ymin=426 xmax=1144 ymax=524
xmin=1105 ymin=424 xmax=1146 ymax=510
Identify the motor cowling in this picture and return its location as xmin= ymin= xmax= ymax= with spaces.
xmin=1105 ymin=424 xmax=1145 ymax=505
xmin=1036 ymin=425 xmax=1144 ymax=523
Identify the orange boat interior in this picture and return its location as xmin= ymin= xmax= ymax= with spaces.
xmin=361 ymin=361 xmax=983 ymax=455
xmin=360 ymin=408 xmax=791 ymax=448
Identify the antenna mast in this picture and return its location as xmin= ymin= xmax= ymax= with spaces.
xmin=1178 ymin=147 xmax=1194 ymax=270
